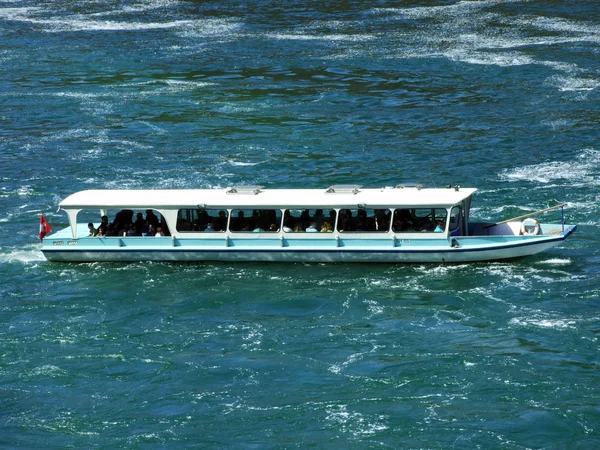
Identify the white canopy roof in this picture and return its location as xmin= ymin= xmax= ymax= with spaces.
xmin=59 ymin=186 xmax=477 ymax=211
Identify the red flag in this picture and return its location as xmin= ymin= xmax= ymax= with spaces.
xmin=39 ymin=215 xmax=53 ymax=240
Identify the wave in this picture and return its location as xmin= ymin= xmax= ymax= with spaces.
xmin=227 ymin=160 xmax=261 ymax=167
xmin=509 ymin=316 xmax=576 ymax=330
xmin=0 ymin=6 xmax=240 ymax=35
xmin=546 ymin=75 xmax=600 ymax=92
xmin=270 ymin=32 xmax=374 ymax=43
xmin=537 ymin=258 xmax=572 ymax=265
xmin=0 ymin=246 xmax=46 ymax=264
xmin=499 ymin=148 xmax=600 ymax=185
xmin=367 ymin=1 xmax=600 ymax=91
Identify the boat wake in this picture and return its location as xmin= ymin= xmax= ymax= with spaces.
xmin=0 ymin=245 xmax=46 ymax=264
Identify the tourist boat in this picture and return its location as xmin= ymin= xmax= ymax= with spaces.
xmin=40 ymin=185 xmax=576 ymax=263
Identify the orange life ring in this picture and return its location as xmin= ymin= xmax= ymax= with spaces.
xmin=520 ymin=218 xmax=540 ymax=235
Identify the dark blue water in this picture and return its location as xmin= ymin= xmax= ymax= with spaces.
xmin=1 ymin=1 xmax=599 ymax=448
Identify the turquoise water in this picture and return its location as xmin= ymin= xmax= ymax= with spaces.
xmin=1 ymin=1 xmax=599 ymax=448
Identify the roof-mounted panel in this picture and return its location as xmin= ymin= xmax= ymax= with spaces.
xmin=325 ymin=185 xmax=362 ymax=194
xmin=395 ymin=184 xmax=423 ymax=190
xmin=226 ymin=185 xmax=264 ymax=195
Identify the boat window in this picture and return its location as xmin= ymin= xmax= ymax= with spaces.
xmin=392 ymin=208 xmax=447 ymax=233
xmin=230 ymin=209 xmax=282 ymax=232
xmin=90 ymin=208 xmax=168 ymax=237
xmin=449 ymin=206 xmax=461 ymax=233
xmin=176 ymin=208 xmax=228 ymax=232
xmin=336 ymin=208 xmax=391 ymax=232
xmin=283 ymin=209 xmax=337 ymax=232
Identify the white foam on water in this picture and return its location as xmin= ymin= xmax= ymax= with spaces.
xmin=227 ymin=160 xmax=261 ymax=167
xmin=325 ymin=404 xmax=389 ymax=436
xmin=368 ymin=1 xmax=600 ymax=92
xmin=540 ymin=117 xmax=574 ymax=131
xmin=119 ymin=79 xmax=216 ymax=95
xmin=416 ymin=264 xmax=472 ymax=275
xmin=0 ymin=7 xmax=42 ymax=21
xmin=499 ymin=148 xmax=600 ymax=185
xmin=270 ymin=32 xmax=374 ymax=43
xmin=30 ymin=364 xmax=67 ymax=377
xmin=525 ymin=15 xmax=600 ymax=37
xmin=137 ymin=121 xmax=168 ymax=135
xmin=86 ymin=135 xmax=152 ymax=150
xmin=49 ymin=91 xmax=117 ymax=119
xmin=373 ymin=0 xmax=517 ymax=20
xmin=540 ymin=59 xmax=597 ymax=95
xmin=509 ymin=316 xmax=576 ymax=330
xmin=176 ymin=18 xmax=243 ymax=39
xmin=0 ymin=5 xmax=240 ymax=35
xmin=537 ymin=258 xmax=572 ymax=265
xmin=160 ymin=79 xmax=215 ymax=90
xmin=39 ymin=125 xmax=96 ymax=143
xmin=103 ymin=0 xmax=180 ymax=16
xmin=364 ymin=299 xmax=384 ymax=316
xmin=16 ymin=186 xmax=34 ymax=197
xmin=546 ymin=75 xmax=600 ymax=92
xmin=501 ymin=161 xmax=579 ymax=184
xmin=0 ymin=246 xmax=46 ymax=264
xmin=55 ymin=18 xmax=197 ymax=33
xmin=446 ymin=49 xmax=535 ymax=67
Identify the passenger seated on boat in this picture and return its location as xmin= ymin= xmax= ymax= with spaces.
xmin=306 ymin=221 xmax=319 ymax=232
xmin=374 ymin=209 xmax=390 ymax=231
xmin=114 ymin=209 xmax=134 ymax=230
xmin=355 ymin=217 xmax=368 ymax=231
xmin=419 ymin=220 xmax=434 ymax=232
xmin=117 ymin=220 xmax=133 ymax=236
xmin=105 ymin=223 xmax=118 ymax=236
xmin=268 ymin=223 xmax=278 ymax=232
xmin=338 ymin=218 xmax=353 ymax=232
xmin=99 ymin=215 xmax=109 ymax=230
xmin=230 ymin=211 xmax=245 ymax=231
xmin=392 ymin=210 xmax=412 ymax=232
xmin=194 ymin=210 xmax=210 ymax=231
xmin=214 ymin=210 xmax=228 ymax=231
xmin=434 ymin=220 xmax=444 ymax=232
xmin=282 ymin=219 xmax=294 ymax=233
xmin=155 ymin=226 xmax=165 ymax=236
xmin=177 ymin=218 xmax=193 ymax=231
xmin=96 ymin=225 xmax=106 ymax=237
xmin=134 ymin=213 xmax=145 ymax=234
xmin=146 ymin=209 xmax=159 ymax=230
xmin=159 ymin=220 xmax=170 ymax=236
xmin=126 ymin=224 xmax=139 ymax=236
xmin=204 ymin=222 xmax=215 ymax=232
xmin=88 ymin=223 xmax=98 ymax=237
xmin=321 ymin=222 xmax=333 ymax=232
xmin=139 ymin=220 xmax=150 ymax=236
xmin=300 ymin=210 xmax=311 ymax=229
xmin=337 ymin=210 xmax=353 ymax=232
xmin=313 ymin=209 xmax=325 ymax=228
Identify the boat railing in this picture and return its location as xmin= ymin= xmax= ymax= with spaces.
xmin=482 ymin=203 xmax=568 ymax=232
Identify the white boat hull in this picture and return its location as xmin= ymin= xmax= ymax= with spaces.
xmin=41 ymin=224 xmax=576 ymax=263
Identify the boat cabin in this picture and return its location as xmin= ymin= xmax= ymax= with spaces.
xmin=58 ymin=185 xmax=476 ymax=239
